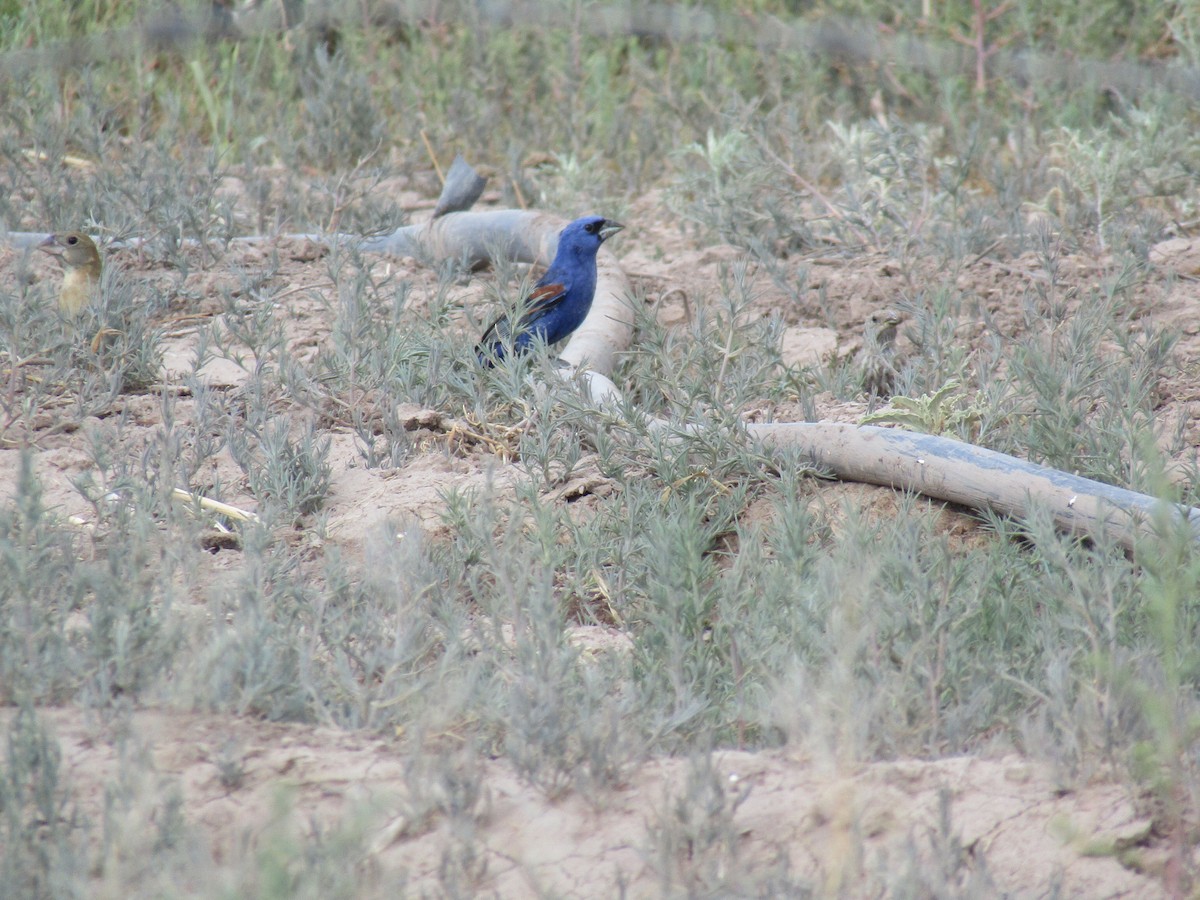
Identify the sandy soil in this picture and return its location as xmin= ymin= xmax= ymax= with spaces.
xmin=0 ymin=707 xmax=1160 ymax=897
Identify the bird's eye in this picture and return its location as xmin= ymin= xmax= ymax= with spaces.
xmin=67 ymin=236 xmax=77 ymax=245
xmin=585 ymin=221 xmax=599 ymax=234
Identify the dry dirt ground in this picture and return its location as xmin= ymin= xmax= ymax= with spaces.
xmin=3 ymin=181 xmax=1200 ymax=896
xmin=0 ymin=708 xmax=1160 ymax=897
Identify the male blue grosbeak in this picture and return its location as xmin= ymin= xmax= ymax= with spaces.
xmin=477 ymin=215 xmax=623 ymax=364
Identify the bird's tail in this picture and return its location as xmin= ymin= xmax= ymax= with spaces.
xmin=476 ymin=341 xmax=503 ymax=367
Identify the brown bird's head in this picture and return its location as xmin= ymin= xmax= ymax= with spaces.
xmin=40 ymin=232 xmax=103 ymax=316
xmin=865 ymin=307 xmax=903 ymax=347
xmin=40 ymin=231 xmax=102 ymax=275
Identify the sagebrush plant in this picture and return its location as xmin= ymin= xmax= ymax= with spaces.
xmin=0 ymin=454 xmax=82 ymax=705
xmin=1 ymin=0 xmax=1200 ymax=893
xmin=618 ymin=258 xmax=785 ymax=423
xmin=0 ymin=706 xmax=88 ymax=895
xmin=871 ymin=788 xmax=998 ymax=897
xmin=992 ymin=257 xmax=1180 ymax=487
xmin=645 ymin=752 xmax=759 ymax=894
xmin=0 ymin=257 xmax=166 ymax=446
xmin=668 ymin=128 xmax=776 ymax=246
xmin=228 ymin=416 xmax=332 ymax=522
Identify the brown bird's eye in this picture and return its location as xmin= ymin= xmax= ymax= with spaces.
xmin=67 ymin=235 xmax=77 ymax=245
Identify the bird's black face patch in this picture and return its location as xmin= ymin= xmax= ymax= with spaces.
xmin=584 ymin=220 xmax=601 ymax=235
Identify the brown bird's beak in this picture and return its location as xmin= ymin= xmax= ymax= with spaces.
xmin=599 ymin=220 xmax=624 ymax=242
xmin=38 ymin=234 xmax=62 ymax=256
xmin=877 ymin=309 xmax=904 ymax=327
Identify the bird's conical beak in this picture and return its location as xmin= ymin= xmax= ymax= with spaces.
xmin=599 ymin=220 xmax=624 ymax=242
xmin=38 ymin=234 xmax=61 ymax=255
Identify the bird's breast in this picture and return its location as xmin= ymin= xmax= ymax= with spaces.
xmin=59 ymin=268 xmax=99 ymax=316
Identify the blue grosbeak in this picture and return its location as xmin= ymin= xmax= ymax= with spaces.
xmin=477 ymin=214 xmax=623 ymax=364
xmin=39 ymin=231 xmax=102 ymax=316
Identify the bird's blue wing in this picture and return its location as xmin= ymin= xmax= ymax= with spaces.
xmin=477 ymin=282 xmax=568 ymax=363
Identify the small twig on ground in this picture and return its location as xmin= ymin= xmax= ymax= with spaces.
xmin=420 ymin=129 xmax=445 ymax=185
xmin=172 ymin=487 xmax=260 ymax=523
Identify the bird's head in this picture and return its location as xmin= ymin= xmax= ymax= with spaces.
xmin=559 ymin=215 xmax=624 ymax=255
xmin=40 ymin=232 xmax=102 ymax=274
xmin=865 ymin=307 xmax=903 ymax=344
